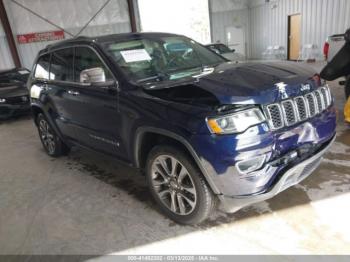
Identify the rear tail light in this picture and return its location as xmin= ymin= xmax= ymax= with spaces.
xmin=323 ymin=42 xmax=329 ymax=60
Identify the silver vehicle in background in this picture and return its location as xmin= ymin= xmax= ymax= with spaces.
xmin=205 ymin=43 xmax=245 ymax=62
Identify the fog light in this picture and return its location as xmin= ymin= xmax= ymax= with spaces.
xmin=236 ymin=155 xmax=266 ymax=174
xmin=0 ymin=98 xmax=6 ymax=103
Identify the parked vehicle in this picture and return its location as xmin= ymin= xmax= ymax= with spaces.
xmin=323 ymin=31 xmax=350 ymax=98
xmin=0 ymin=68 xmax=31 ymax=120
xmin=28 ymin=33 xmax=336 ymax=225
xmin=205 ymin=43 xmax=244 ymax=62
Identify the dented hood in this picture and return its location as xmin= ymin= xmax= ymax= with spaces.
xmin=143 ymin=62 xmax=317 ymax=105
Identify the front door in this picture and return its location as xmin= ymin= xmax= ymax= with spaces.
xmin=288 ymin=14 xmax=301 ymax=60
xmin=68 ymin=46 xmax=122 ymax=156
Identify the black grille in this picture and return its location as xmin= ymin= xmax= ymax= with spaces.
xmin=5 ymin=96 xmax=29 ymax=105
xmin=282 ymin=100 xmax=297 ymax=126
xmin=294 ymin=97 xmax=308 ymax=121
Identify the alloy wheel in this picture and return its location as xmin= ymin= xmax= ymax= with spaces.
xmin=151 ymin=155 xmax=197 ymax=215
xmin=39 ymin=119 xmax=56 ymax=154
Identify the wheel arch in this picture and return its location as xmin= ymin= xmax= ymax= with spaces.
xmin=134 ymin=127 xmax=220 ymax=194
xmin=31 ymin=103 xmax=66 ymax=143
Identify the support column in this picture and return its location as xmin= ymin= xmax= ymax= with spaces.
xmin=0 ymin=0 xmax=21 ymax=68
xmin=127 ymin=0 xmax=137 ymax=32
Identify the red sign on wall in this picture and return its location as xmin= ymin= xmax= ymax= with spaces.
xmin=17 ymin=30 xmax=65 ymax=44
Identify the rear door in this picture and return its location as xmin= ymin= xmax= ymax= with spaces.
xmin=48 ymin=47 xmax=77 ymax=140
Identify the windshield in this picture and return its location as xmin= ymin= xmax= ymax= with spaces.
xmin=103 ymin=36 xmax=225 ymax=82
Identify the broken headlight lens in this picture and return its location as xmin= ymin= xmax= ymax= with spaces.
xmin=207 ymin=108 xmax=266 ymax=134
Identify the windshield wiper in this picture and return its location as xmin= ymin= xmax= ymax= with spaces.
xmin=137 ymin=72 xmax=169 ymax=83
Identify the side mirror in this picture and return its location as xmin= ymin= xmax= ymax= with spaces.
xmin=80 ymin=67 xmax=118 ymax=92
xmin=80 ymin=67 xmax=106 ymax=84
xmin=231 ymin=49 xmax=236 ymax=53
xmin=345 ymin=28 xmax=350 ymax=44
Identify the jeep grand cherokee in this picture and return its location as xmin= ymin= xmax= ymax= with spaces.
xmin=28 ymin=33 xmax=336 ymax=225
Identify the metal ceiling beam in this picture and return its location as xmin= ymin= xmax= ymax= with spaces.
xmin=0 ymin=0 xmax=21 ymax=68
xmin=127 ymin=0 xmax=137 ymax=32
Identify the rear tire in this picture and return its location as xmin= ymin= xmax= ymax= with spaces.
xmin=36 ymin=113 xmax=70 ymax=157
xmin=146 ymin=145 xmax=215 ymax=225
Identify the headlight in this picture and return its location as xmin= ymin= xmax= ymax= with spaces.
xmin=207 ymin=108 xmax=266 ymax=134
xmin=0 ymin=98 xmax=6 ymax=103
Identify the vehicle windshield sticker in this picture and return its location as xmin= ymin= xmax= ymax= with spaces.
xmin=120 ymin=49 xmax=152 ymax=63
xmin=18 ymin=70 xmax=29 ymax=75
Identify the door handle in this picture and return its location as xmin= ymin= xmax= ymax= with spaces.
xmin=67 ymin=90 xmax=80 ymax=96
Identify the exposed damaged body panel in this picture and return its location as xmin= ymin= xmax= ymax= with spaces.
xmin=141 ymin=61 xmax=319 ymax=106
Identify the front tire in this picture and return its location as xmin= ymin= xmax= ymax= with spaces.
xmin=146 ymin=145 xmax=215 ymax=225
xmin=36 ymin=113 xmax=69 ymax=157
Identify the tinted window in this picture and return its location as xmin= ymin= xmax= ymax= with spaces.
xmin=74 ymin=47 xmax=112 ymax=83
xmin=34 ymin=54 xmax=50 ymax=80
xmin=50 ymin=48 xmax=74 ymax=81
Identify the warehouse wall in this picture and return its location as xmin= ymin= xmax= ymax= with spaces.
xmin=210 ymin=0 xmax=250 ymax=58
xmin=0 ymin=22 xmax=14 ymax=70
xmin=249 ymin=0 xmax=350 ymax=59
xmin=3 ymin=0 xmax=131 ymax=69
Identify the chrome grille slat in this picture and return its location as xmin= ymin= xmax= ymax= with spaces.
xmin=294 ymin=96 xmax=309 ymax=121
xmin=266 ymin=104 xmax=284 ymax=130
xmin=265 ymin=86 xmax=332 ymax=130
xmin=281 ymin=100 xmax=297 ymax=126
xmin=305 ymin=93 xmax=317 ymax=117
xmin=315 ymin=90 xmax=325 ymax=111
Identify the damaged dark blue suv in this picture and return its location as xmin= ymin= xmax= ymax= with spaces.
xmin=28 ymin=33 xmax=336 ymax=225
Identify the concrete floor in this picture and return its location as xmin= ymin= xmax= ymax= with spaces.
xmin=1 ymin=63 xmax=350 ymax=255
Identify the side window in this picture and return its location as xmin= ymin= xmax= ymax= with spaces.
xmin=74 ymin=47 xmax=112 ymax=83
xmin=34 ymin=54 xmax=50 ymax=80
xmin=50 ymin=48 xmax=74 ymax=82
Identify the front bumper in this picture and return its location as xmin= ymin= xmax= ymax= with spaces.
xmin=0 ymin=103 xmax=30 ymax=119
xmin=190 ymin=106 xmax=337 ymax=196
xmin=218 ymin=134 xmax=335 ymax=213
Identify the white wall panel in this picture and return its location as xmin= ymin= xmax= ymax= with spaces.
xmin=3 ymin=0 xmax=131 ymax=69
xmin=249 ymin=0 xmax=350 ymax=59
xmin=0 ymin=22 xmax=14 ymax=70
xmin=210 ymin=8 xmax=251 ymax=57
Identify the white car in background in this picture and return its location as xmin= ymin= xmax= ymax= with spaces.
xmin=205 ymin=43 xmax=245 ymax=62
